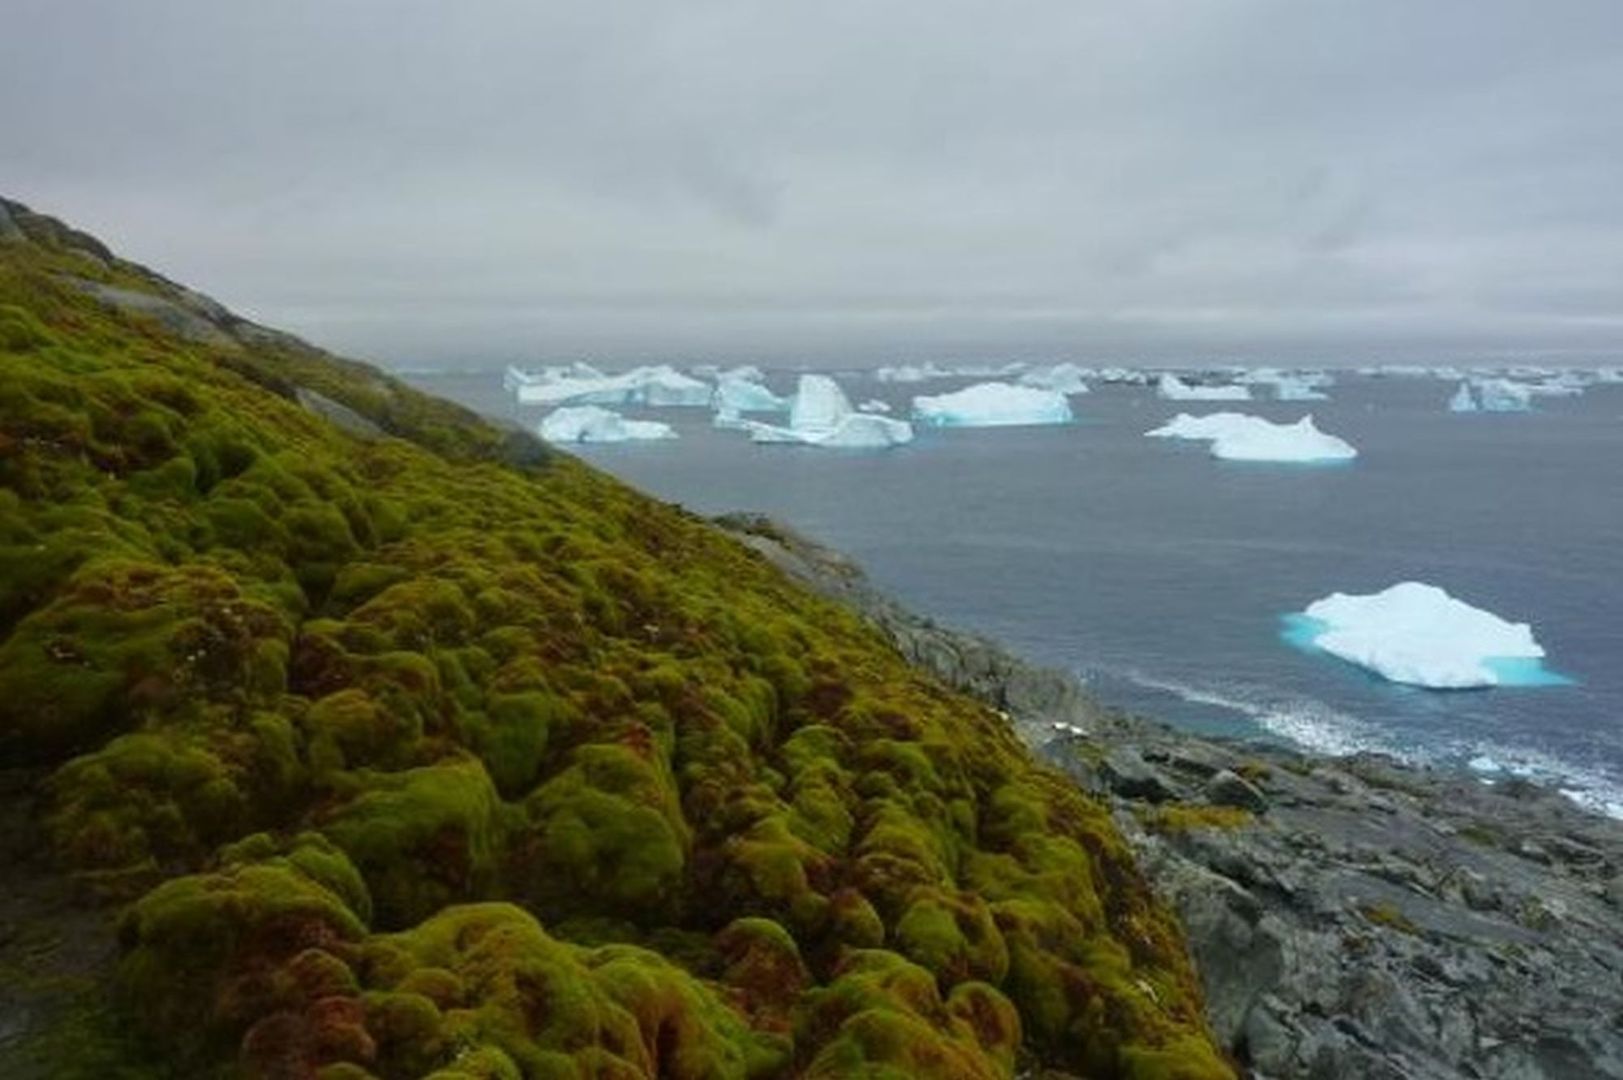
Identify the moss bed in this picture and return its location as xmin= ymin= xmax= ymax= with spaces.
xmin=0 ymin=200 xmax=1232 ymax=1078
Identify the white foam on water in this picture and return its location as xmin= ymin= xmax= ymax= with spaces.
xmin=1099 ymin=667 xmax=1623 ymax=820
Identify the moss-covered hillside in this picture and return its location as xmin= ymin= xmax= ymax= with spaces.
xmin=0 ymin=197 xmax=1231 ymax=1079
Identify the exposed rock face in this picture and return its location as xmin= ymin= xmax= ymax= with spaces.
xmin=726 ymin=515 xmax=1623 ymax=1080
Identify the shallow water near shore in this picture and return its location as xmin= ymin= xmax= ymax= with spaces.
xmin=408 ymin=368 xmax=1623 ymax=817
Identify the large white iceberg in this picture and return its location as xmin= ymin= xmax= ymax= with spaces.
xmin=743 ymin=374 xmax=914 ymax=448
xmin=1157 ymin=374 xmax=1252 ymax=401
xmin=512 ymin=364 xmax=711 ymax=407
xmin=1147 ymin=412 xmax=1357 ymax=462
xmin=1018 ymin=363 xmax=1091 ymax=395
xmin=1289 ymin=582 xmax=1554 ymax=689
xmin=537 ymin=405 xmax=677 ymax=443
xmin=912 ymin=382 xmax=1073 ymax=427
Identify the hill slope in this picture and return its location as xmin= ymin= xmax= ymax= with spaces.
xmin=0 ymin=197 xmax=1230 ymax=1079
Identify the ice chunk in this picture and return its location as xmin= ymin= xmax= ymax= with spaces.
xmin=875 ymin=362 xmax=951 ymax=383
xmin=636 ymin=366 xmax=712 ymax=406
xmin=1094 ymin=367 xmax=1152 ymax=385
xmin=1147 ymin=412 xmax=1356 ymax=462
xmin=1448 ymin=382 xmax=1478 ymax=412
xmin=742 ymin=413 xmax=913 ymax=448
xmin=513 ymin=364 xmax=710 ymax=407
xmin=712 ymin=373 xmax=788 ymax=414
xmin=1473 ymin=378 xmax=1533 ymax=412
xmin=1018 ymin=362 xmax=1091 ymax=395
xmin=912 ymin=382 xmax=1073 ymax=427
xmin=537 ymin=405 xmax=676 ymax=443
xmin=789 ymin=374 xmax=855 ymax=432
xmin=1241 ymin=370 xmax=1332 ymax=401
xmin=742 ymin=375 xmax=914 ymax=447
xmin=1287 ymin=582 xmax=1559 ymax=689
xmin=1157 ymin=374 xmax=1252 ymax=401
xmin=858 ymin=399 xmax=893 ymax=413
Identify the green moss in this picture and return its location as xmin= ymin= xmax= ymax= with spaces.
xmin=0 ymin=209 xmax=1234 ymax=1079
xmin=1359 ymin=902 xmax=1422 ymax=936
xmin=1141 ymin=803 xmax=1255 ymax=835
xmin=321 ymin=758 xmax=507 ymax=928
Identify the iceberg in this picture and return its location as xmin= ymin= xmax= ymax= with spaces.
xmin=1156 ymin=374 xmax=1252 ymax=401
xmin=1147 ymin=412 xmax=1357 ymax=462
xmin=1241 ymin=369 xmax=1332 ymax=401
xmin=742 ymin=374 xmax=914 ymax=448
xmin=1018 ymin=362 xmax=1091 ymax=395
xmin=1287 ymin=582 xmax=1562 ymax=689
xmin=875 ymin=362 xmax=952 ymax=383
xmin=1094 ymin=367 xmax=1152 ymax=385
xmin=790 ymin=374 xmax=854 ymax=431
xmin=1473 ymin=378 xmax=1532 ymax=412
xmin=912 ymin=382 xmax=1073 ymax=427
xmin=1271 ymin=377 xmax=1329 ymax=401
xmin=513 ymin=364 xmax=711 ymax=407
xmin=636 ymin=366 xmax=713 ymax=406
xmin=537 ymin=405 xmax=676 ymax=443
xmin=1448 ymin=382 xmax=1478 ymax=412
xmin=712 ymin=373 xmax=788 ymax=414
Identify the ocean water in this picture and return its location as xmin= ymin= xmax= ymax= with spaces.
xmin=407 ymin=369 xmax=1623 ymax=818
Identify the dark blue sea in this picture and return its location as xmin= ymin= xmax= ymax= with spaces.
xmin=405 ymin=367 xmax=1623 ymax=818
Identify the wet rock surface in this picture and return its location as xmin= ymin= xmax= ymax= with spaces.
xmin=726 ymin=514 xmax=1623 ymax=1080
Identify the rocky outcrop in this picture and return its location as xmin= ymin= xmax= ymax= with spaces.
xmin=725 ymin=514 xmax=1623 ymax=1080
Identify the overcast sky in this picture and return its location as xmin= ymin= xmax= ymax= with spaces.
xmin=5 ymin=1 xmax=1622 ymax=365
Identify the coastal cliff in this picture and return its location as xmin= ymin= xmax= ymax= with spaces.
xmin=720 ymin=516 xmax=1623 ymax=1080
xmin=0 ymin=198 xmax=1229 ymax=1077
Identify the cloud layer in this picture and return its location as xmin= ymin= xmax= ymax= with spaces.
xmin=6 ymin=0 xmax=1621 ymax=364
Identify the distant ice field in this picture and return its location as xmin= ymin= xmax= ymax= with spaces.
xmin=407 ymin=367 xmax=1623 ymax=818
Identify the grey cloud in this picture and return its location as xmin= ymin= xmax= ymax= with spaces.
xmin=3 ymin=0 xmax=1620 ymax=365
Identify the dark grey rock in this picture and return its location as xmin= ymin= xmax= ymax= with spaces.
xmin=1100 ymin=747 xmax=1179 ymax=801
xmin=0 ymin=200 xmax=22 ymax=242
xmin=294 ymin=387 xmax=384 ymax=439
xmin=62 ymin=277 xmax=236 ymax=347
xmin=1206 ymin=768 xmax=1271 ymax=812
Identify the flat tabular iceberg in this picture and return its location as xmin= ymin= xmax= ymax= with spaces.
xmin=538 ymin=405 xmax=676 ymax=443
xmin=1288 ymin=582 xmax=1559 ymax=689
xmin=1146 ymin=412 xmax=1356 ymax=462
xmin=743 ymin=374 xmax=913 ymax=448
xmin=1157 ymin=374 xmax=1251 ymax=401
xmin=912 ymin=382 xmax=1073 ymax=427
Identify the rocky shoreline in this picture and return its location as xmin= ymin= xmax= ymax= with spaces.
xmin=719 ymin=513 xmax=1623 ymax=1080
